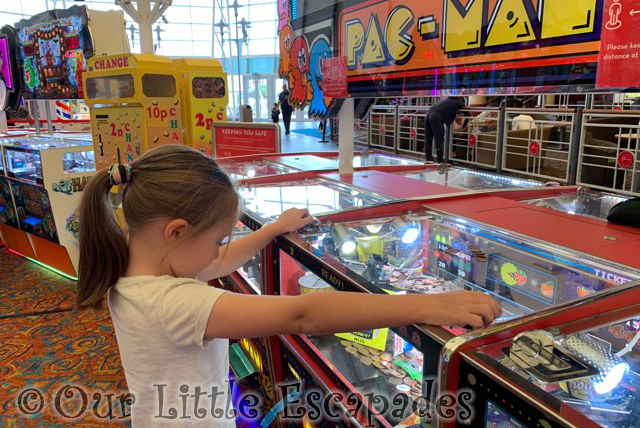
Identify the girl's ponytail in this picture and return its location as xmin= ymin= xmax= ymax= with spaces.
xmin=76 ymin=169 xmax=128 ymax=310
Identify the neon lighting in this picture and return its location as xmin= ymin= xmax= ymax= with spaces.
xmin=8 ymin=249 xmax=77 ymax=281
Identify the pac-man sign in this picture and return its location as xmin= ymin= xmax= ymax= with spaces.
xmin=338 ymin=0 xmax=603 ymax=94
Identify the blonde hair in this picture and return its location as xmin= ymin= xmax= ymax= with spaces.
xmin=76 ymin=145 xmax=239 ymax=310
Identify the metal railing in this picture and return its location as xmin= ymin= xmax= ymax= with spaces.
xmin=397 ymin=106 xmax=429 ymax=156
xmin=502 ymin=108 xmax=577 ymax=183
xmin=354 ymin=114 xmax=370 ymax=145
xmin=369 ymin=105 xmax=398 ymax=151
xmin=449 ymin=107 xmax=501 ymax=169
xmin=578 ymin=110 xmax=640 ymax=196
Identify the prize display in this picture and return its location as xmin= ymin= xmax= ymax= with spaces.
xmin=294 ymin=209 xmax=640 ymax=326
xmin=15 ymin=6 xmax=93 ymax=99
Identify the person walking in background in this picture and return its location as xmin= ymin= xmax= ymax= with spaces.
xmin=271 ymin=103 xmax=280 ymax=124
xmin=420 ymin=96 xmax=466 ymax=163
xmin=278 ymin=84 xmax=293 ymax=135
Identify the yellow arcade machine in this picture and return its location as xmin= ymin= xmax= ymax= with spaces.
xmin=84 ymin=54 xmax=230 ymax=167
xmin=83 ymin=54 xmax=184 ymax=169
xmin=173 ymin=58 xmax=229 ymax=156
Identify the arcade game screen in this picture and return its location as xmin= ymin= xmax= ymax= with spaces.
xmin=15 ymin=5 xmax=92 ymax=99
xmin=399 ymin=167 xmax=544 ymax=191
xmin=523 ymin=190 xmax=629 ymax=221
xmin=297 ymin=210 xmax=640 ymax=328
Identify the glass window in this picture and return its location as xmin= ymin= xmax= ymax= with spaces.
xmin=85 ymin=74 xmax=135 ymax=99
xmin=192 ymin=41 xmax=213 ymax=57
xmin=160 ymin=23 xmax=193 ymax=41
xmin=163 ymin=5 xmax=193 ymax=23
xmin=192 ymin=77 xmax=226 ymax=98
xmin=157 ymin=40 xmax=194 ymax=57
xmin=4 ymin=148 xmax=43 ymax=184
xmin=248 ymin=38 xmax=276 ymax=55
xmin=190 ymin=7 xmax=213 ymax=24
xmin=249 ymin=4 xmax=277 ymax=21
xmin=141 ymin=74 xmax=176 ymax=97
xmin=62 ymin=151 xmax=96 ymax=174
xmin=191 ymin=24 xmax=214 ymax=41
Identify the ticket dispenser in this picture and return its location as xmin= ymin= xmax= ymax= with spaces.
xmin=173 ymin=58 xmax=228 ymax=155
xmin=83 ymin=54 xmax=184 ymax=169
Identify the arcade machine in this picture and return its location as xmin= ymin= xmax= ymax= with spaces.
xmin=0 ymin=5 xmax=128 ymax=275
xmin=83 ymin=54 xmax=229 ymax=169
xmin=0 ymin=26 xmax=22 ymax=116
xmin=173 ymin=58 xmax=229 ymax=155
xmin=0 ymin=136 xmax=94 ymax=277
xmin=268 ymin=197 xmax=640 ymax=428
xmin=438 ymin=280 xmax=640 ymax=428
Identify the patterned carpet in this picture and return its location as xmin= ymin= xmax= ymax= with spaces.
xmin=0 ymin=250 xmax=76 ymax=318
xmin=0 ymin=249 xmax=130 ymax=427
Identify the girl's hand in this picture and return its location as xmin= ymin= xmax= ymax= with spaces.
xmin=272 ymin=208 xmax=314 ymax=234
xmin=420 ymin=290 xmax=502 ymax=329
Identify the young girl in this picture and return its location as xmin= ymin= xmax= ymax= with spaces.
xmin=271 ymin=102 xmax=280 ymax=124
xmin=77 ymin=145 xmax=500 ymax=427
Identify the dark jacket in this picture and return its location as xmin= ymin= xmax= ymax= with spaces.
xmin=279 ymin=90 xmax=292 ymax=114
xmin=429 ymin=97 xmax=466 ymax=125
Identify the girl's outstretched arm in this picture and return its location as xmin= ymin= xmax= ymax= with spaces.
xmin=196 ymin=208 xmax=313 ymax=281
xmin=204 ymin=290 xmax=502 ymax=340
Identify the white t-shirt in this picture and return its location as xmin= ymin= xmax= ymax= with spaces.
xmin=512 ymin=114 xmax=535 ymax=130
xmin=108 ymin=276 xmax=235 ymax=428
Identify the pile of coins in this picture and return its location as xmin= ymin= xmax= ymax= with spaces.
xmin=340 ymin=341 xmax=423 ymax=401
xmin=467 ymin=245 xmax=487 ymax=262
xmin=385 ymin=267 xmax=449 ymax=294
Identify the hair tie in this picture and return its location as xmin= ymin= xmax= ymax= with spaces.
xmin=109 ymin=164 xmax=132 ymax=186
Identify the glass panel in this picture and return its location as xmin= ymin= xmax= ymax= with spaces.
xmin=239 ymin=179 xmax=391 ymax=222
xmin=231 ymin=222 xmax=261 ymax=294
xmin=523 ymin=190 xmax=630 ymax=221
xmin=245 ymin=78 xmax=257 ymax=113
xmin=258 ymin=78 xmax=268 ymax=120
xmin=400 ymin=167 xmax=544 ymax=190
xmin=352 ymin=154 xmax=423 ymax=167
xmin=5 ymin=148 xmax=43 ymax=184
xmin=298 ymin=211 xmax=640 ymax=333
xmin=86 ymin=74 xmax=135 ymax=99
xmin=280 ymin=250 xmax=424 ymax=425
xmin=142 ymin=74 xmax=177 ymax=97
xmin=192 ymin=77 xmax=226 ymax=99
xmin=475 ymin=312 xmax=640 ymax=428
xmin=62 ymin=151 xmax=96 ymax=174
xmin=221 ymin=160 xmax=297 ymax=180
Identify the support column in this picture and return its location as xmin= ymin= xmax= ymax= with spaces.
xmin=338 ymin=98 xmax=354 ymax=174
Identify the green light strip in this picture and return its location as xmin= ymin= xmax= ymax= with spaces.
xmin=9 ymin=250 xmax=78 ymax=281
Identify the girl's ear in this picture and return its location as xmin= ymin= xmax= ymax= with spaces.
xmin=163 ymin=219 xmax=190 ymax=244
